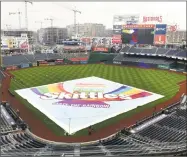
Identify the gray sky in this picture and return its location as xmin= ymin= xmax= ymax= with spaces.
xmin=1 ymin=2 xmax=186 ymax=31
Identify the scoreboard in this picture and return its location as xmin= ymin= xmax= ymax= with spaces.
xmin=122 ymin=24 xmax=155 ymax=45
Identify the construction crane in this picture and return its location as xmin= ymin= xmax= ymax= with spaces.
xmin=72 ymin=8 xmax=81 ymax=37
xmin=45 ymin=18 xmax=54 ymax=28
xmin=35 ymin=21 xmax=43 ymax=28
xmin=9 ymin=9 xmax=22 ymax=29
xmin=25 ymin=1 xmax=33 ymax=31
xmin=52 ymin=3 xmax=81 ymax=38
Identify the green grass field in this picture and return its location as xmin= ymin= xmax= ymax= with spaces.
xmin=10 ymin=64 xmax=186 ymax=136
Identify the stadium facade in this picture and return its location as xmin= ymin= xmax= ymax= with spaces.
xmin=1 ymin=29 xmax=36 ymax=44
xmin=66 ymin=23 xmax=106 ymax=38
xmin=112 ymin=14 xmax=186 ymax=46
xmin=37 ymin=27 xmax=68 ymax=45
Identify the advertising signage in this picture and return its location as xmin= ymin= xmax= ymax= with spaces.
xmin=112 ymin=35 xmax=121 ymax=39
xmin=93 ymin=47 xmax=108 ymax=52
xmin=6 ymin=66 xmax=18 ymax=71
xmin=21 ymin=63 xmax=30 ymax=68
xmin=155 ymin=24 xmax=167 ymax=35
xmin=38 ymin=60 xmax=49 ymax=66
xmin=32 ymin=63 xmax=37 ymax=67
xmin=113 ymin=30 xmax=122 ymax=35
xmin=113 ymin=25 xmax=122 ymax=30
xmin=154 ymin=24 xmax=167 ymax=45
xmin=80 ymin=61 xmax=88 ymax=64
xmin=158 ymin=64 xmax=169 ymax=69
xmin=113 ymin=61 xmax=122 ymax=65
xmin=112 ymin=39 xmax=122 ymax=44
xmin=55 ymin=59 xmax=64 ymax=65
xmin=154 ymin=35 xmax=166 ymax=45
xmin=142 ymin=16 xmax=163 ymax=23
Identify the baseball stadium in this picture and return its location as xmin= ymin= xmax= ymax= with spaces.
xmin=0 ymin=2 xmax=187 ymax=157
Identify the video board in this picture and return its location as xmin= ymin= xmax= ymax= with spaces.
xmin=122 ymin=24 xmax=155 ymax=45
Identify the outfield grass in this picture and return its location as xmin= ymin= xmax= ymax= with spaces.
xmin=10 ymin=64 xmax=186 ymax=136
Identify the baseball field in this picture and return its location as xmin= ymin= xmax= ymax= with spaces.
xmin=9 ymin=64 xmax=186 ymax=137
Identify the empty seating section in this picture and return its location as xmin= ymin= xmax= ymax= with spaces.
xmin=122 ymin=57 xmax=139 ymax=62
xmin=114 ymin=53 xmax=175 ymax=65
xmin=175 ymin=108 xmax=186 ymax=118
xmin=156 ymin=48 xmax=170 ymax=55
xmin=156 ymin=115 xmax=186 ymax=131
xmin=81 ymin=146 xmax=105 ymax=156
xmin=141 ymin=48 xmax=157 ymax=54
xmin=113 ymin=54 xmax=124 ymax=61
xmin=120 ymin=47 xmax=186 ymax=59
xmin=34 ymin=53 xmax=48 ymax=61
xmin=0 ymin=116 xmax=14 ymax=134
xmin=1 ymin=132 xmax=46 ymax=155
xmin=176 ymin=50 xmax=187 ymax=58
xmin=136 ymin=107 xmax=186 ymax=143
xmin=47 ymin=53 xmax=63 ymax=60
xmin=0 ymin=98 xmax=186 ymax=156
xmin=3 ymin=56 xmax=29 ymax=66
xmin=120 ymin=46 xmax=130 ymax=52
xmin=137 ymin=124 xmax=186 ymax=142
xmin=166 ymin=50 xmax=179 ymax=56
xmin=128 ymin=47 xmax=142 ymax=53
xmin=24 ymin=55 xmax=35 ymax=62
xmin=2 ymin=53 xmax=90 ymax=66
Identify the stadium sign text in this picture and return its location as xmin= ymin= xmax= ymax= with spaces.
xmin=143 ymin=16 xmax=162 ymax=23
xmin=113 ymin=61 xmax=122 ymax=65
xmin=155 ymin=28 xmax=166 ymax=31
xmin=40 ymin=92 xmax=132 ymax=101
xmin=6 ymin=66 xmax=18 ymax=71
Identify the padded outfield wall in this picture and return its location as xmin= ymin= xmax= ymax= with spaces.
xmin=88 ymin=52 xmax=118 ymax=64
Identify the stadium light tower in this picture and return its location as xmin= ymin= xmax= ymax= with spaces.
xmin=52 ymin=3 xmax=81 ymax=38
xmin=25 ymin=1 xmax=33 ymax=31
xmin=9 ymin=9 xmax=22 ymax=29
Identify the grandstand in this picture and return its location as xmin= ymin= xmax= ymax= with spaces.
xmin=120 ymin=46 xmax=187 ymax=59
xmin=0 ymin=99 xmax=186 ymax=156
xmin=1 ymin=52 xmax=89 ymax=67
xmin=0 ymin=42 xmax=186 ymax=157
xmin=113 ymin=46 xmax=187 ymax=71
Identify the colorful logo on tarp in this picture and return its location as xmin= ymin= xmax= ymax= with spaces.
xmin=31 ymin=83 xmax=152 ymax=108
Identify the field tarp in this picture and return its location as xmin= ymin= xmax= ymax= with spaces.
xmin=16 ymin=76 xmax=164 ymax=134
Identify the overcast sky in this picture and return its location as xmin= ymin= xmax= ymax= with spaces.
xmin=1 ymin=2 xmax=186 ymax=31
